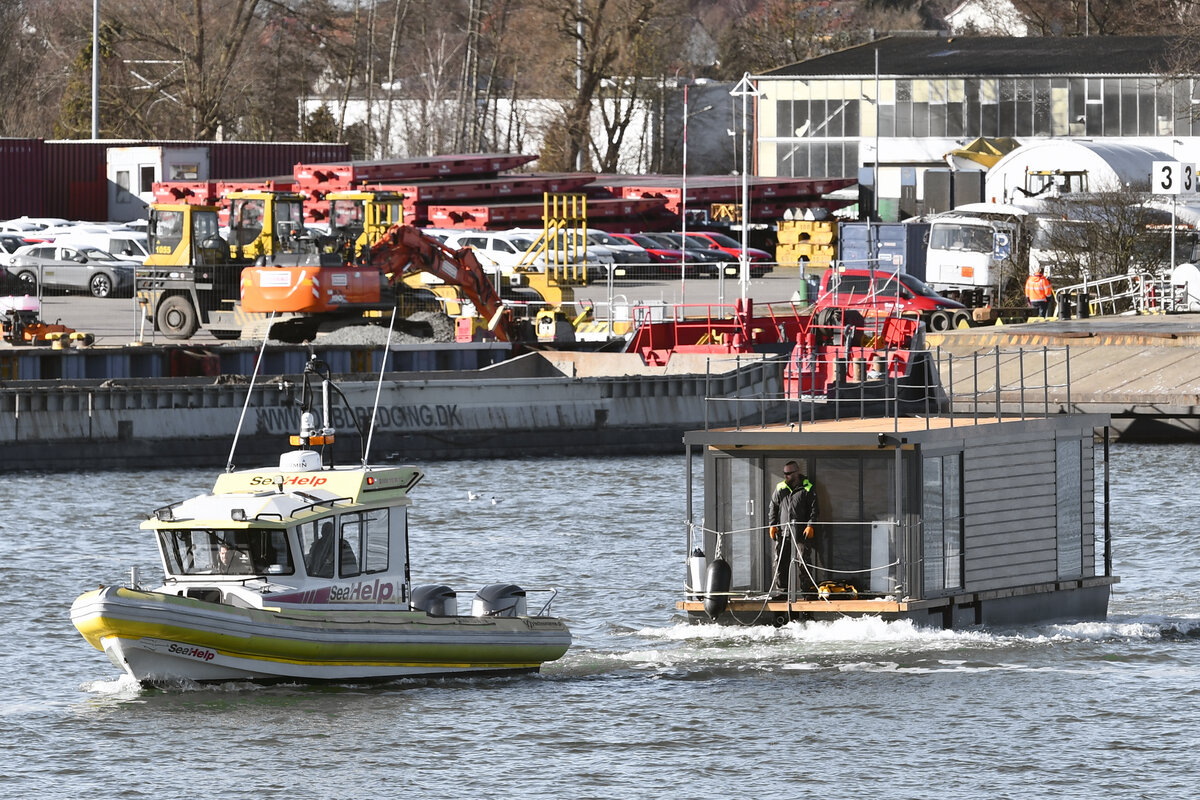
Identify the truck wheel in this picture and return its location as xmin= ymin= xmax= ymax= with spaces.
xmin=89 ymin=272 xmax=113 ymax=298
xmin=951 ymin=310 xmax=973 ymax=329
xmin=16 ymin=270 xmax=36 ymax=293
xmin=157 ymin=295 xmax=199 ymax=339
xmin=928 ymin=310 xmax=952 ymax=331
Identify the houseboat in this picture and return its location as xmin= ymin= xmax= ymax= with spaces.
xmin=679 ymin=349 xmax=1118 ymax=628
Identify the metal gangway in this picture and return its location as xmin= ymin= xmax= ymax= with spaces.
xmin=1053 ymin=271 xmax=1185 ymax=318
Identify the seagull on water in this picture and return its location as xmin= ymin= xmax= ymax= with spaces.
xmin=468 ymin=491 xmax=480 ymax=501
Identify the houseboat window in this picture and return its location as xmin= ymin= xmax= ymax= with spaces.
xmin=340 ymin=509 xmax=390 ymax=578
xmin=1056 ymin=438 xmax=1084 ymax=579
xmin=922 ymin=454 xmax=963 ymax=593
xmin=158 ymin=528 xmax=293 ymax=576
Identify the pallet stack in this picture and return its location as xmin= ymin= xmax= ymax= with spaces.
xmin=775 ymin=218 xmax=837 ymax=273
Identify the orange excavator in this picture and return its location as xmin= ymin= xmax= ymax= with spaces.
xmin=366 ymin=225 xmax=517 ymax=340
xmin=238 ymin=224 xmax=521 ymax=343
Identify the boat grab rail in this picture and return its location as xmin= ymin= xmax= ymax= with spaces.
xmin=531 ymin=586 xmax=560 ymax=617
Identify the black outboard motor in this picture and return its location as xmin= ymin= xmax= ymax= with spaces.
xmin=411 ymin=584 xmax=457 ymax=616
xmin=472 ymin=583 xmax=527 ymax=617
xmin=703 ymin=559 xmax=732 ymax=619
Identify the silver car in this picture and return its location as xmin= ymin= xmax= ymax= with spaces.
xmin=4 ymin=244 xmax=136 ymax=298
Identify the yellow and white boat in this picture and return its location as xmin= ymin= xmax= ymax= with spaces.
xmin=71 ymin=356 xmax=570 ymax=684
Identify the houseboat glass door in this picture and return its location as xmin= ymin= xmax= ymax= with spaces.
xmin=1056 ymin=438 xmax=1084 ymax=579
xmin=922 ymin=453 xmax=964 ymax=594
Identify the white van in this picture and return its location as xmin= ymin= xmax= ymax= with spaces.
xmin=51 ymin=229 xmax=150 ymax=264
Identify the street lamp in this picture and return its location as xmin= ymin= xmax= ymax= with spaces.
xmin=681 ymin=81 xmax=713 ymax=299
xmin=731 ymin=73 xmax=761 ymax=303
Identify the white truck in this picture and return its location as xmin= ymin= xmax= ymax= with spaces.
xmin=922 ymin=202 xmax=1035 ymax=306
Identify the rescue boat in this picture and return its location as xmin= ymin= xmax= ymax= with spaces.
xmin=70 ymin=355 xmax=570 ymax=684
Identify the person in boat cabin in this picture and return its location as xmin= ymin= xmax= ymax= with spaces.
xmin=767 ymin=461 xmax=820 ymax=595
xmin=305 ymin=521 xmax=359 ymax=578
xmin=216 ymin=540 xmax=251 ymax=574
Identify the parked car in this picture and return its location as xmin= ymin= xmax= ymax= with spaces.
xmin=815 ymin=267 xmax=965 ymax=318
xmin=51 ymin=229 xmax=150 ymax=264
xmin=4 ymin=244 xmax=137 ymax=297
xmin=585 ymin=229 xmax=652 ymax=274
xmin=507 ymin=227 xmax=618 ymax=278
xmin=641 ymin=232 xmax=730 ymax=278
xmin=0 ymin=233 xmax=31 ymax=255
xmin=608 ymin=233 xmax=706 ymax=278
xmin=440 ymin=230 xmax=540 ymax=273
xmin=680 ymin=231 xmax=774 ymax=278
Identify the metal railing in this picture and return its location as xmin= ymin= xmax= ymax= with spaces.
xmin=1054 ymin=271 xmax=1186 ymax=318
xmin=687 ymin=518 xmax=902 ymax=603
xmin=697 ymin=344 xmax=1075 ymax=431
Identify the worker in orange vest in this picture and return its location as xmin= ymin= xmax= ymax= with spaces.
xmin=1025 ymin=267 xmax=1053 ymax=318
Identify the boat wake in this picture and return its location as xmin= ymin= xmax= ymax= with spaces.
xmin=559 ymin=615 xmax=1200 ymax=678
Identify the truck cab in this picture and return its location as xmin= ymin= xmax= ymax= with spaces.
xmin=924 ymin=207 xmax=1026 ymax=304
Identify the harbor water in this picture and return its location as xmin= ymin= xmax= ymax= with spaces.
xmin=3 ymin=443 xmax=1199 ymax=798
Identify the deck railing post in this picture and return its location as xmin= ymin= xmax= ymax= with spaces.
xmin=704 ymin=357 xmax=710 ymax=431
xmin=1065 ymin=345 xmax=1072 ymax=412
xmin=994 ymin=348 xmax=1001 ymax=422
xmin=1042 ymin=346 xmax=1049 ymax=415
xmin=972 ymin=350 xmax=979 ymax=425
xmin=1018 ymin=346 xmax=1026 ymax=420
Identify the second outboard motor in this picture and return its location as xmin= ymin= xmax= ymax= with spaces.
xmin=411 ymin=584 xmax=457 ymax=616
xmin=472 ymin=583 xmax=527 ymax=617
xmin=703 ymin=558 xmax=732 ymax=619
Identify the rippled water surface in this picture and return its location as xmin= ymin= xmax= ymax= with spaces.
xmin=3 ymin=444 xmax=1199 ymax=798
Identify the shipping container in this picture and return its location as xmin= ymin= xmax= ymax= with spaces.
xmin=41 ymin=140 xmax=349 ymax=221
xmin=0 ymin=139 xmax=46 ymax=220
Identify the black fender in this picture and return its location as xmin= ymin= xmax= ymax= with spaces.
xmin=703 ymin=558 xmax=732 ymax=619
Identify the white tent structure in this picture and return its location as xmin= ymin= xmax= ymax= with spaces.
xmin=985 ymin=140 xmax=1173 ymax=205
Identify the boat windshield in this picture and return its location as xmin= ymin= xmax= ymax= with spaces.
xmin=158 ymin=528 xmax=294 ymax=577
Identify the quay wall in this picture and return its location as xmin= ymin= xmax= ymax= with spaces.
xmin=0 ymin=352 xmax=780 ymax=472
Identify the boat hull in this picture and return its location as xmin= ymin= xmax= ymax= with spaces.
xmin=72 ymin=586 xmax=571 ymax=684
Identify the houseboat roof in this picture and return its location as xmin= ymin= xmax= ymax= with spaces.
xmin=684 ymin=413 xmax=1111 ymax=450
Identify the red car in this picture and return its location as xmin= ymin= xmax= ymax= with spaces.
xmin=681 ymin=231 xmax=773 ymax=277
xmin=608 ymin=232 xmax=707 ymax=278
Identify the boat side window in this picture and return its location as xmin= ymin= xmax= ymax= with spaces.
xmin=157 ymin=528 xmax=294 ymax=576
xmin=299 ymin=518 xmax=336 ymax=579
xmin=339 ymin=508 xmax=389 ymax=578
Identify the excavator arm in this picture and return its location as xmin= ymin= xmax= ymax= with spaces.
xmin=368 ymin=225 xmax=515 ymax=341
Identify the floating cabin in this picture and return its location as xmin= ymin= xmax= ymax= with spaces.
xmin=680 ymin=410 xmax=1118 ymax=628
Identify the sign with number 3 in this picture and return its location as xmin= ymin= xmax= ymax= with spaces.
xmin=1152 ymin=161 xmax=1197 ymax=195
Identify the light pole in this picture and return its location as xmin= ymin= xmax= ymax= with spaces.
xmin=731 ymin=73 xmax=761 ymax=304
xmin=680 ymin=82 xmax=713 ymax=302
xmin=92 ymin=0 xmax=99 ymax=139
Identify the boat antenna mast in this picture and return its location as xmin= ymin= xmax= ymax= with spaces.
xmin=299 ymin=355 xmax=367 ymax=466
xmin=226 ymin=315 xmax=275 ymax=473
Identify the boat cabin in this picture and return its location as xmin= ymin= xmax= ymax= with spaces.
xmin=145 ymin=464 xmax=422 ymax=608
xmin=680 ymin=413 xmax=1118 ymax=628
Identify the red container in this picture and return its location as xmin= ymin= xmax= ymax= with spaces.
xmin=0 ymin=139 xmax=47 ymax=220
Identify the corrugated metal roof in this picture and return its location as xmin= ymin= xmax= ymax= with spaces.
xmin=763 ymin=35 xmax=1178 ymax=78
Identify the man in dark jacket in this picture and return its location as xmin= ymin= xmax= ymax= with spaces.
xmin=767 ymin=460 xmax=820 ymax=595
